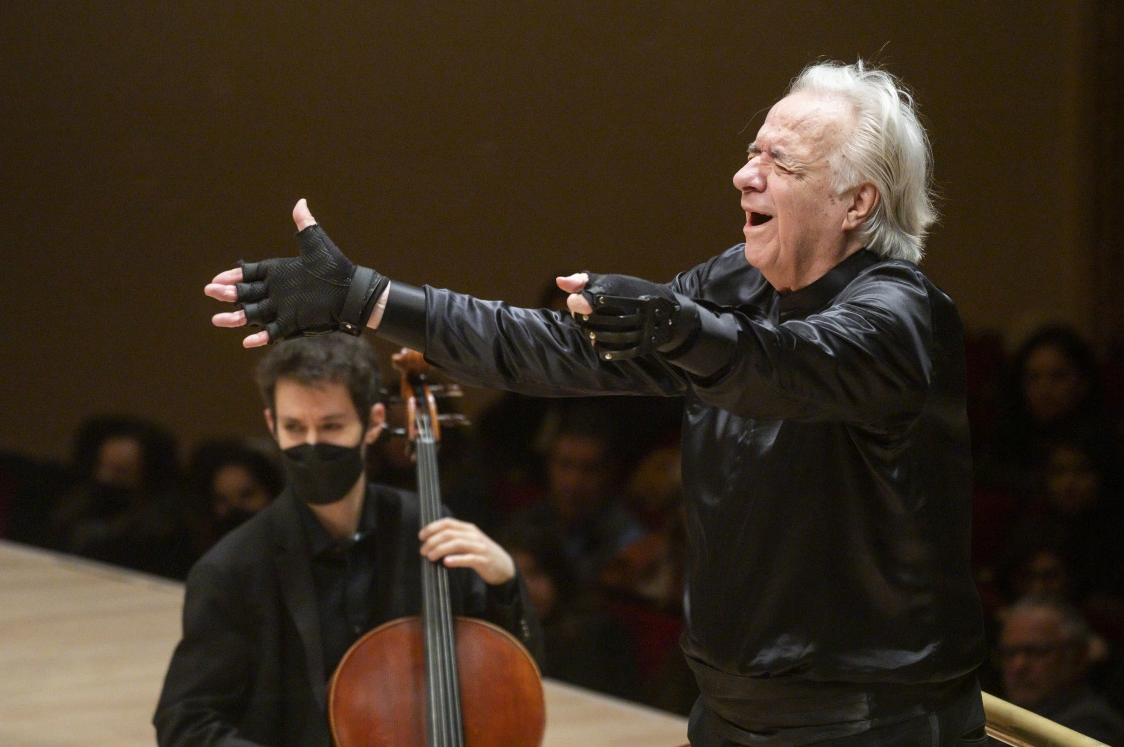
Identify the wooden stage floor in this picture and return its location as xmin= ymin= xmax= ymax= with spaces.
xmin=0 ymin=540 xmax=687 ymax=746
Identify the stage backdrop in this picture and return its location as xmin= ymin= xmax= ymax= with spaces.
xmin=0 ymin=1 xmax=1104 ymax=459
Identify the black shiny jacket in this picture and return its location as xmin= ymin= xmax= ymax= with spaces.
xmin=381 ymin=246 xmax=985 ymax=693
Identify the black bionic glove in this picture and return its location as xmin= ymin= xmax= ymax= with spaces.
xmin=575 ymin=272 xmax=701 ymax=361
xmin=236 ymin=224 xmax=388 ymax=343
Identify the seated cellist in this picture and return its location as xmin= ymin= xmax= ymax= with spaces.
xmin=154 ymin=334 xmax=541 ymax=747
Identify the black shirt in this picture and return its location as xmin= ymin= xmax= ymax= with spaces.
xmin=297 ymin=493 xmax=381 ymax=679
xmin=297 ymin=487 xmax=525 ymax=680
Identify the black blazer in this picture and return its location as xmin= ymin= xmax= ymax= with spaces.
xmin=154 ymin=484 xmax=540 ymax=747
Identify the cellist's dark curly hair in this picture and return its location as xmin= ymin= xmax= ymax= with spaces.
xmin=256 ymin=335 xmax=382 ymax=424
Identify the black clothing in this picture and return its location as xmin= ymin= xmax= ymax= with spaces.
xmin=690 ymin=678 xmax=987 ymax=747
xmin=53 ymin=484 xmax=196 ymax=580
xmin=542 ymin=610 xmax=643 ymax=700
xmin=154 ymin=484 xmax=540 ymax=747
xmin=385 ymin=246 xmax=986 ymax=743
xmin=297 ymin=493 xmax=381 ymax=677
xmin=1035 ymin=686 xmax=1124 ymax=746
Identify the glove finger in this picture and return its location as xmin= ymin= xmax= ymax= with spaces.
xmin=581 ymin=271 xmax=604 ymax=290
xmin=265 ymin=321 xmax=287 ymax=344
xmin=240 ymin=260 xmax=267 ymax=282
xmin=235 ymin=281 xmax=268 ymax=304
xmin=581 ymin=271 xmax=611 ymax=298
xmin=242 ymin=298 xmax=277 ymax=327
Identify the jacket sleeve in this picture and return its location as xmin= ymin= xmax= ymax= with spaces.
xmin=153 ymin=560 xmax=266 ymax=747
xmin=671 ymin=265 xmax=936 ymax=426
xmin=383 ymin=283 xmax=688 ymax=398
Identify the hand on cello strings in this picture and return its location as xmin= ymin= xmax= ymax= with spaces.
xmin=418 ymin=517 xmax=516 ymax=587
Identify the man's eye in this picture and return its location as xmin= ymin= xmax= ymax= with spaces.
xmin=284 ymin=424 xmax=303 ymax=432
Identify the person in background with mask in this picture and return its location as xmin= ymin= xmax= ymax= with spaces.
xmin=186 ymin=438 xmax=284 ymax=553
xmin=154 ymin=335 xmax=540 ymax=747
xmin=49 ymin=415 xmax=195 ymax=579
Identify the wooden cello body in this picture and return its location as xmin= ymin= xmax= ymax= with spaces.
xmin=329 ymin=617 xmax=544 ymax=747
xmin=328 ymin=350 xmax=545 ymax=747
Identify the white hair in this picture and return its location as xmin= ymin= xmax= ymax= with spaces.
xmin=1007 ymin=594 xmax=1091 ymax=649
xmin=788 ymin=60 xmax=936 ymax=264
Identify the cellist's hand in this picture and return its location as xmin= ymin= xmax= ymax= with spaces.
xmin=419 ymin=518 xmax=516 ymax=586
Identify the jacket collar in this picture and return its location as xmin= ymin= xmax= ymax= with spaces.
xmin=295 ymin=485 xmax=379 ymax=558
xmin=776 ymin=249 xmax=880 ymax=322
xmin=270 ymin=490 xmax=328 ymax=711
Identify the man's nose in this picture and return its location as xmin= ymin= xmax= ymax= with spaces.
xmin=733 ymin=159 xmax=765 ymax=192
xmin=1006 ymin=652 xmax=1031 ymax=673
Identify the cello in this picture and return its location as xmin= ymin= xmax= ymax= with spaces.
xmin=328 ymin=350 xmax=546 ymax=747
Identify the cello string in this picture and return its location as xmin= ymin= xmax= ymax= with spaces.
xmin=420 ymin=416 xmax=460 ymax=746
xmin=418 ymin=416 xmax=447 ymax=747
xmin=428 ymin=427 xmax=463 ymax=746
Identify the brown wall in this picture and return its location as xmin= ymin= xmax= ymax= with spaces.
xmin=0 ymin=1 xmax=1099 ymax=459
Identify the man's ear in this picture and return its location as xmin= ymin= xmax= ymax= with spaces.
xmin=842 ymin=182 xmax=880 ymax=231
xmin=365 ymin=403 xmax=387 ymax=445
xmin=263 ymin=408 xmax=276 ymax=437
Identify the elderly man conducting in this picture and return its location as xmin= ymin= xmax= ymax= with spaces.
xmin=207 ymin=60 xmax=987 ymax=746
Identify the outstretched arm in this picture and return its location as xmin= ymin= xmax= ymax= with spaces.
xmin=205 ymin=201 xmax=689 ymax=398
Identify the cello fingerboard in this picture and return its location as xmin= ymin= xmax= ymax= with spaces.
xmin=416 ymin=414 xmax=466 ymax=747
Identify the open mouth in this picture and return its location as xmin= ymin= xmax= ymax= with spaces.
xmin=749 ymin=212 xmax=773 ymax=227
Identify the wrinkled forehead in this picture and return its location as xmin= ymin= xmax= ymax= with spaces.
xmin=1002 ymin=607 xmax=1066 ymax=643
xmin=754 ymin=91 xmax=855 ymax=161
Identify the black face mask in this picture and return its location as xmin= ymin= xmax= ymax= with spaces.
xmin=88 ymin=482 xmax=134 ymax=516
xmin=213 ymin=508 xmax=257 ymax=537
xmin=280 ymin=441 xmax=365 ymax=506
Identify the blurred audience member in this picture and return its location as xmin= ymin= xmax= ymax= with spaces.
xmin=999 ymin=596 xmax=1124 ymax=744
xmin=511 ymin=405 xmax=644 ymax=584
xmin=49 ymin=416 xmax=194 ymax=579
xmin=450 ymin=277 xmax=684 ymax=531
xmin=0 ymin=451 xmax=70 ymax=546
xmin=601 ymin=445 xmax=686 ymax=611
xmin=597 ymin=444 xmax=697 ymax=714
xmin=187 ymin=439 xmax=283 ymax=552
xmin=446 ymin=279 xmax=577 ymax=523
xmin=984 ymin=325 xmax=1117 ymax=495
xmin=503 ymin=521 xmax=641 ymax=700
xmin=999 ymin=437 xmax=1124 ymax=606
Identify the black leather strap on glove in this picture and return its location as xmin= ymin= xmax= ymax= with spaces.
xmin=576 ymin=273 xmax=699 ymax=361
xmin=236 ymin=224 xmax=389 ymax=343
xmin=576 ymin=272 xmax=739 ymax=378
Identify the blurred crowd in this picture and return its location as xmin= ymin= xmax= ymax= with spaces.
xmin=2 ymin=320 xmax=1123 ymax=732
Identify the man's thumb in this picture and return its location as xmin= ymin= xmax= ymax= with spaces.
xmin=292 ymin=199 xmax=318 ymax=231
xmin=556 ymin=273 xmax=589 ymax=293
